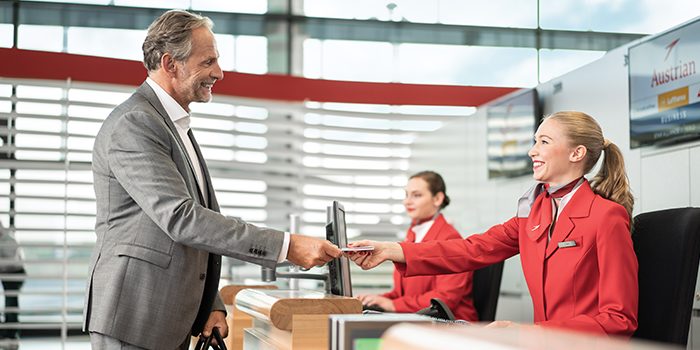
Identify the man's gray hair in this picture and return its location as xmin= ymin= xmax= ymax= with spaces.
xmin=142 ymin=9 xmax=213 ymax=72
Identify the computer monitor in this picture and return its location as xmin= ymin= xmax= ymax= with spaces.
xmin=486 ymin=88 xmax=540 ymax=179
xmin=326 ymin=200 xmax=353 ymax=297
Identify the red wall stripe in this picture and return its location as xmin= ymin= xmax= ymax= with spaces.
xmin=1 ymin=48 xmax=517 ymax=106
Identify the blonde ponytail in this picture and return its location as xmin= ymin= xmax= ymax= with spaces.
xmin=590 ymin=141 xmax=634 ymax=218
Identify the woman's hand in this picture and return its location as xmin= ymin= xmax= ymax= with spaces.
xmin=485 ymin=320 xmax=516 ymax=328
xmin=345 ymin=240 xmax=405 ymax=270
xmin=485 ymin=321 xmax=539 ymax=330
xmin=356 ymin=294 xmax=396 ymax=312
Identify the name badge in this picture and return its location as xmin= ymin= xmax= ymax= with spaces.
xmin=557 ymin=240 xmax=577 ymax=248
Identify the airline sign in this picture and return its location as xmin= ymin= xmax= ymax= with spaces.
xmin=629 ymin=20 xmax=699 ymax=120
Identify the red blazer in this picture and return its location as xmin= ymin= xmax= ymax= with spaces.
xmin=397 ymin=181 xmax=638 ymax=336
xmin=383 ymin=214 xmax=478 ymax=321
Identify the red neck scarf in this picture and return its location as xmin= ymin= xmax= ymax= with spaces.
xmin=544 ymin=177 xmax=582 ymax=199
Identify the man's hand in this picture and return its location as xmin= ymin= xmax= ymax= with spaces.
xmin=356 ymin=294 xmax=395 ymax=312
xmin=202 ymin=310 xmax=228 ymax=345
xmin=287 ymin=234 xmax=342 ymax=269
xmin=346 ymin=240 xmax=404 ymax=270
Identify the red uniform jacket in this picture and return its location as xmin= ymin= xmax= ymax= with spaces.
xmin=397 ymin=181 xmax=638 ymax=336
xmin=383 ymin=214 xmax=478 ymax=321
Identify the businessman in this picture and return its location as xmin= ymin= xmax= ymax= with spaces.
xmin=84 ymin=9 xmax=341 ymax=350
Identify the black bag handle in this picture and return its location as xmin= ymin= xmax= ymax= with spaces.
xmin=194 ymin=327 xmax=227 ymax=350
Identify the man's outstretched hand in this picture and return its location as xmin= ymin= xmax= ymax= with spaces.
xmin=286 ymin=234 xmax=342 ymax=269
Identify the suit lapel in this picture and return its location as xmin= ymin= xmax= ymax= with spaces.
xmin=525 ymin=203 xmax=549 ymax=262
xmin=526 ymin=208 xmax=549 ymax=242
xmin=421 ymin=214 xmax=446 ymax=242
xmin=187 ymin=131 xmax=219 ymax=211
xmin=544 ymin=181 xmax=595 ymax=259
xmin=137 ymin=83 xmax=208 ymax=207
xmin=545 ymin=216 xmax=575 ymax=259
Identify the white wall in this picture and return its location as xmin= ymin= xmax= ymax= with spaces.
xmin=409 ymin=19 xmax=700 ymax=324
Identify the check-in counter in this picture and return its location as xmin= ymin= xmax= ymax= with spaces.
xmin=235 ymin=289 xmax=362 ymax=350
xmin=381 ymin=323 xmax=681 ymax=350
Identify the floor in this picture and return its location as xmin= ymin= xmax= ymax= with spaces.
xmin=0 ymin=336 xmax=90 ymax=350
xmin=0 ymin=335 xmax=206 ymax=350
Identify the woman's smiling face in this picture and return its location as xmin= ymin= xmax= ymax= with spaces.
xmin=528 ymin=118 xmax=583 ymax=186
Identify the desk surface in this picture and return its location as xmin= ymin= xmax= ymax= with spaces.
xmin=381 ymin=323 xmax=682 ymax=350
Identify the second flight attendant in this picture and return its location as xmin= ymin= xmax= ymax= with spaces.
xmin=356 ymin=171 xmax=478 ymax=321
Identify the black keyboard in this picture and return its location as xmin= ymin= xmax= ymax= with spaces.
xmin=362 ymin=304 xmax=385 ymax=312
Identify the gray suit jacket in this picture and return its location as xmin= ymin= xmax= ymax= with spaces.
xmin=84 ymin=82 xmax=284 ymax=350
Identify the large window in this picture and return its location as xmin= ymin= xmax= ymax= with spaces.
xmin=538 ymin=49 xmax=606 ymax=83
xmin=303 ymin=40 xmax=394 ymax=82
xmin=304 ymin=40 xmax=540 ymax=87
xmin=539 ymin=0 xmax=700 ymax=33
xmin=17 ymin=25 xmax=64 ymax=52
xmin=301 ymin=0 xmax=538 ymax=27
xmin=13 ymin=25 xmax=265 ymax=74
xmin=397 ymin=44 xmax=538 ymax=87
xmin=3 ymin=0 xmax=660 ymax=88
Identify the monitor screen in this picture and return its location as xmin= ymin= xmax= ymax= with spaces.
xmin=486 ymin=88 xmax=540 ymax=178
xmin=629 ymin=18 xmax=700 ymax=148
xmin=326 ymin=200 xmax=353 ymax=297
xmin=329 ymin=313 xmax=432 ymax=350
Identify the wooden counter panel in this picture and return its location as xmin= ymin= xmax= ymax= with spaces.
xmin=236 ymin=289 xmax=362 ymax=331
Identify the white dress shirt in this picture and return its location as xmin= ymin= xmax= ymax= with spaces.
xmin=556 ymin=180 xmax=583 ymax=215
xmin=145 ymin=78 xmax=290 ymax=262
xmin=410 ymin=219 xmax=435 ymax=243
xmin=146 ymin=78 xmax=206 ymax=200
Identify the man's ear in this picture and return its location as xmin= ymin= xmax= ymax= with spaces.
xmin=569 ymin=145 xmax=587 ymax=163
xmin=161 ymin=53 xmax=177 ymax=76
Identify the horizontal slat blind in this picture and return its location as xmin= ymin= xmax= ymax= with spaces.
xmin=0 ymin=77 xmax=459 ymax=335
